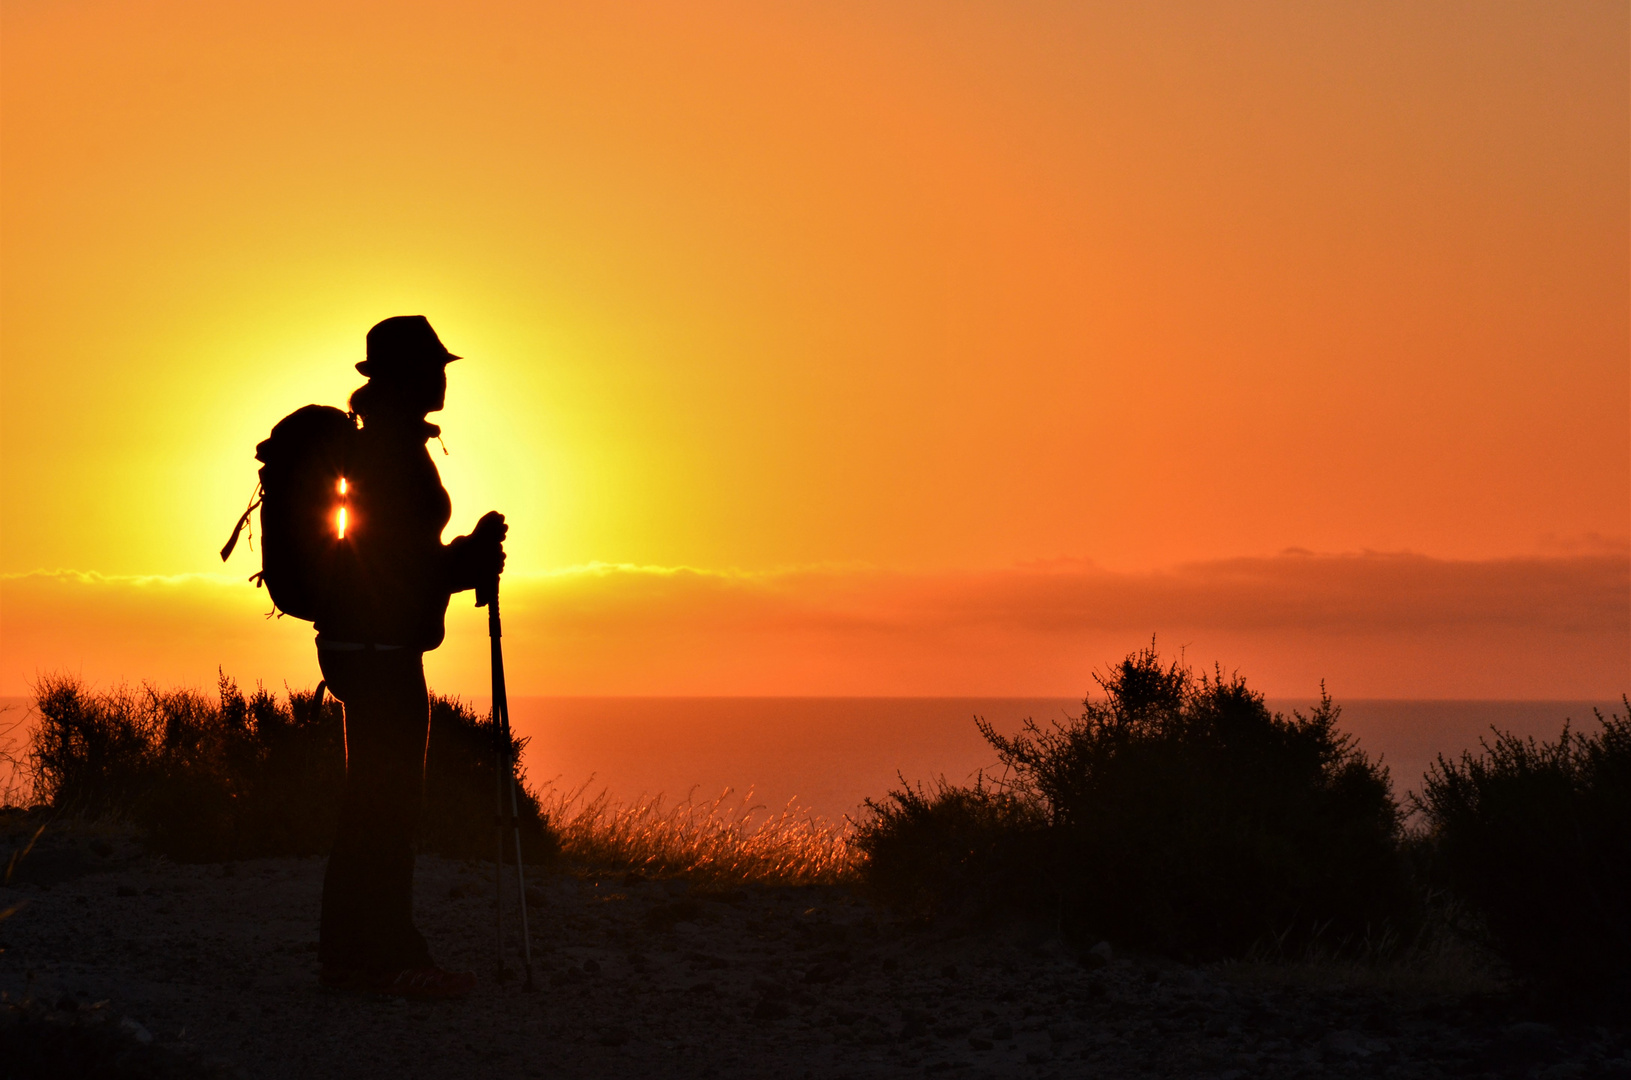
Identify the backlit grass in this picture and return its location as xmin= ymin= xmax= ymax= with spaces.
xmin=541 ymin=783 xmax=855 ymax=886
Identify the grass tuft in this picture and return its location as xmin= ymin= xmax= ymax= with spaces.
xmin=541 ymin=783 xmax=854 ymax=886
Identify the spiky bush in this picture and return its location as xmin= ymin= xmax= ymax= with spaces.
xmin=853 ymin=776 xmax=1045 ymax=918
xmin=1414 ymin=699 xmax=1631 ymax=994
xmin=27 ymin=673 xmax=556 ymax=864
xmin=859 ymin=646 xmax=1411 ymax=957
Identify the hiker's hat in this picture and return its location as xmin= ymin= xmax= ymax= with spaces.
xmin=356 ymin=315 xmax=461 ymax=377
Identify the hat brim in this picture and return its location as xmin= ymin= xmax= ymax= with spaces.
xmin=355 ymin=352 xmax=460 ymax=376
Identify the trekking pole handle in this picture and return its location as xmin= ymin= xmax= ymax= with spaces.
xmin=471 ymin=510 xmax=507 ymax=609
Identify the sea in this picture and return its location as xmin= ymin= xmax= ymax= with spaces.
xmin=4 ymin=694 xmax=1620 ymax=823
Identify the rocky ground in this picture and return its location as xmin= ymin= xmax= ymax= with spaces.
xmin=0 ymin=822 xmax=1626 ymax=1079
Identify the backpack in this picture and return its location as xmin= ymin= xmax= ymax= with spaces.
xmin=220 ymin=405 xmax=359 ymax=622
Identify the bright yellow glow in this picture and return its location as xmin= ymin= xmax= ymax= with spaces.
xmin=1 ymin=1 xmax=1624 ymax=586
xmin=336 ymin=507 xmax=347 ymax=541
xmin=0 ymin=2 xmax=1625 ymax=699
xmin=338 ymin=478 xmax=347 ymax=496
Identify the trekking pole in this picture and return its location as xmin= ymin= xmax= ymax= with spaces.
xmin=478 ymin=576 xmax=535 ymax=991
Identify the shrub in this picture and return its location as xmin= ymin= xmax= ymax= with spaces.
xmin=858 ymin=646 xmax=1411 ymax=957
xmin=423 ymin=694 xmax=556 ymax=865
xmin=27 ymin=673 xmax=557 ymax=864
xmin=854 ymin=776 xmax=1046 ymax=918
xmin=1414 ymin=699 xmax=1631 ymax=994
xmin=29 ymin=679 xmax=167 ymax=817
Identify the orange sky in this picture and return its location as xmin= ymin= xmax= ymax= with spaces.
xmin=2 ymin=1 xmax=1627 ymax=698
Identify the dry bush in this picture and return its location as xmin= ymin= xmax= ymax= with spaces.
xmin=541 ymin=783 xmax=855 ymax=886
xmin=1413 ymin=698 xmax=1631 ymax=995
xmin=1225 ymin=879 xmax=1508 ymax=1000
xmin=1220 ymin=931 xmax=1506 ymax=1001
xmin=852 ymin=774 xmax=1046 ymax=918
xmin=0 ymin=704 xmax=32 ymax=809
xmin=858 ymin=645 xmax=1412 ymax=958
xmin=24 ymin=673 xmax=556 ymax=864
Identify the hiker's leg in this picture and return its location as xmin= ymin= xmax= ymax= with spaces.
xmin=319 ymin=649 xmax=433 ymax=973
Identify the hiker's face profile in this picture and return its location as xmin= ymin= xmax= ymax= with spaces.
xmin=423 ymin=365 xmax=447 ymax=414
xmin=394 ymin=362 xmax=447 ymax=416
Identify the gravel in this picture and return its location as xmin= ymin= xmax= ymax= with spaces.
xmin=1 ymin=826 xmax=1627 ymax=1079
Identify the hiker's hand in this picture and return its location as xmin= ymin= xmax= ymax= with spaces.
xmin=473 ymin=512 xmax=507 ymax=576
xmin=453 ymin=513 xmax=508 ymax=599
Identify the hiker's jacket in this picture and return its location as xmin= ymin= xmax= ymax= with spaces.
xmin=315 ymin=415 xmax=487 ymax=650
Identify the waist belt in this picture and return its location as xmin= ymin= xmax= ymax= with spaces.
xmin=316 ymin=638 xmax=408 ymax=652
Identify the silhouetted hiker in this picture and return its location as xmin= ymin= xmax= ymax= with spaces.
xmin=313 ymin=316 xmax=506 ymax=999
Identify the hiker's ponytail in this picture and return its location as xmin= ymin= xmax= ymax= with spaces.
xmin=349 ymin=364 xmax=442 ymax=422
xmin=348 ymin=379 xmax=385 ymax=420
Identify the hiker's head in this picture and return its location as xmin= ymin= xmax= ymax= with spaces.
xmin=350 ymin=316 xmax=458 ymax=419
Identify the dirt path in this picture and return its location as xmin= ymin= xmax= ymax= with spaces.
xmin=1 ymin=825 xmax=1625 ymax=1079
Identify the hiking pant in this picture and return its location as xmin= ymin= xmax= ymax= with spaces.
xmin=316 ymin=644 xmax=434 ymax=973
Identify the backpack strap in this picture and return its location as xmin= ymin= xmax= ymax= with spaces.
xmin=220 ymin=484 xmax=263 ymax=562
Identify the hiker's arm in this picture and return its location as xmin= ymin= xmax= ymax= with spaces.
xmin=447 ymin=511 xmax=507 ymax=593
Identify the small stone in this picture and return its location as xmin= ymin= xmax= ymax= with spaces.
xmin=752 ymin=998 xmax=790 ymax=1022
xmin=116 ymin=885 xmax=138 ymax=898
xmin=990 ymin=1022 xmax=1013 ymax=1040
xmin=1033 ymin=938 xmax=1073 ymax=963
xmin=1507 ymin=1021 xmax=1560 ymax=1045
xmin=581 ymin=959 xmax=600 ymax=974
xmin=1089 ymin=941 xmax=1113 ymax=962
xmin=1321 ymin=1030 xmax=1367 ymax=1059
xmin=119 ymin=1018 xmax=154 ymax=1045
xmin=968 ymin=1036 xmax=993 ymax=1051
